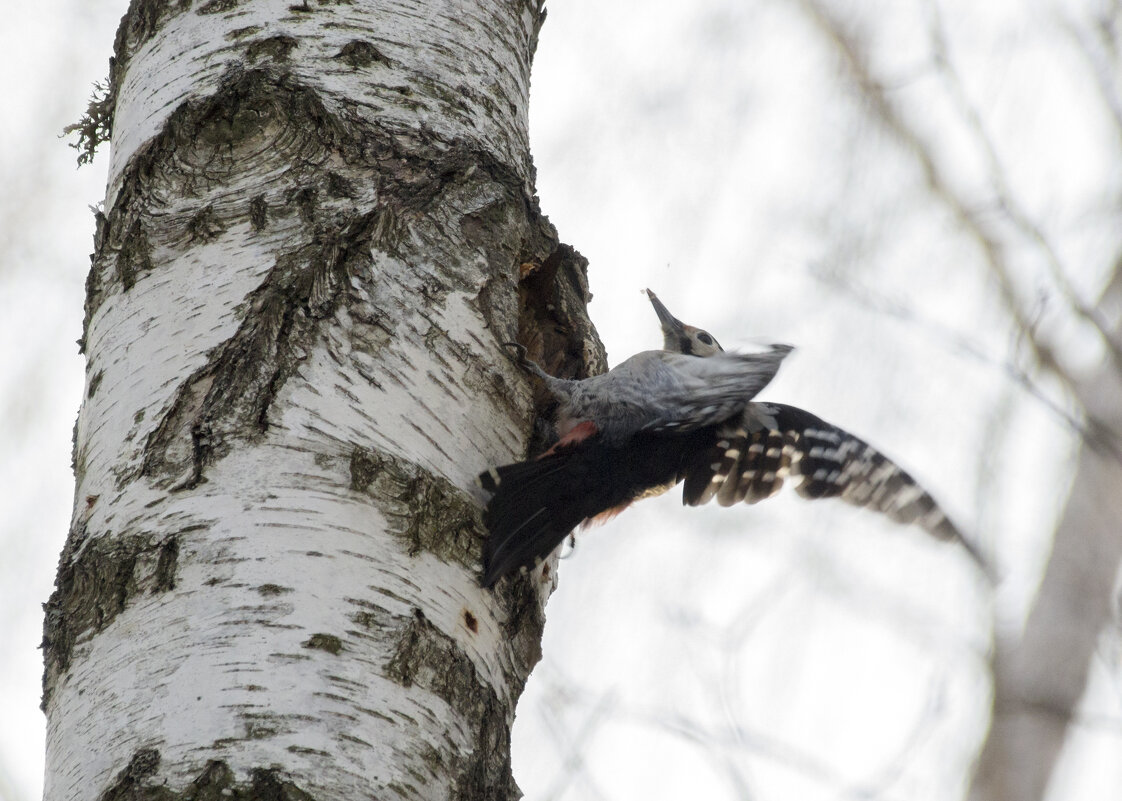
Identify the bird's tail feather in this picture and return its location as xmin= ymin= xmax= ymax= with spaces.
xmin=479 ymin=431 xmax=712 ymax=586
xmin=479 ymin=446 xmax=612 ymax=587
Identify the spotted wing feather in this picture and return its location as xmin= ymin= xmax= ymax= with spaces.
xmin=681 ymin=403 xmax=989 ymax=572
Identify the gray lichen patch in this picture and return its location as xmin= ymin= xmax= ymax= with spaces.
xmin=64 ymin=80 xmax=114 ymax=167
xmin=349 ymin=446 xmax=483 ymax=571
xmin=99 ymin=752 xmax=318 ymax=801
xmin=334 ymin=40 xmax=391 ymax=69
xmin=67 ymin=0 xmax=197 ymax=165
xmin=42 ymin=530 xmax=187 ymax=709
xmin=385 ymin=609 xmax=519 ymax=801
xmin=302 ymin=633 xmax=343 ymax=655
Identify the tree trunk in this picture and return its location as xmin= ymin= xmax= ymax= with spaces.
xmin=969 ymin=271 xmax=1122 ymax=801
xmin=42 ymin=1 xmax=602 ymax=799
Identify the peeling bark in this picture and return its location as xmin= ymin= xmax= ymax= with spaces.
xmin=45 ymin=0 xmax=601 ymax=798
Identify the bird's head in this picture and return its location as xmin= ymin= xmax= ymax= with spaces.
xmin=645 ymin=288 xmax=723 ymax=357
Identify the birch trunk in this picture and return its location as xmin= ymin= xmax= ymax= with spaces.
xmin=43 ymin=1 xmax=603 ymax=799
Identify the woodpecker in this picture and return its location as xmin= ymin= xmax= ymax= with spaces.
xmin=478 ymin=290 xmax=987 ymax=586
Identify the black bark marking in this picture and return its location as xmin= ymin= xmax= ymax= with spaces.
xmin=246 ymin=35 xmax=298 ymax=63
xmin=349 ymin=446 xmax=483 ymax=569
xmin=348 ymin=446 xmax=381 ymax=491
xmin=186 ymin=205 xmax=225 ymax=243
xmin=334 ymin=40 xmax=391 ymax=69
xmin=42 ymin=526 xmax=205 ymax=709
xmin=153 ymin=537 xmax=179 ymax=593
xmin=227 ymin=24 xmax=262 ymax=40
xmin=289 ymin=185 xmax=319 ymax=222
xmin=256 ymin=583 xmax=292 ymax=596
xmin=325 ymin=171 xmax=355 ymax=198
xmin=88 ymin=370 xmax=105 ymax=399
xmin=249 ymin=194 xmax=268 ymax=230
xmin=198 ymin=0 xmax=242 ymax=15
xmin=117 ymin=219 xmax=153 ymax=291
xmin=43 ymin=536 xmax=138 ymax=709
xmin=99 ymin=748 xmax=168 ymax=801
xmin=98 ymin=754 xmax=318 ymax=801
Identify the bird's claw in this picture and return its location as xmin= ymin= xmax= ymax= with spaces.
xmin=500 ymin=341 xmax=552 ymax=382
xmin=501 ymin=341 xmax=531 ymax=368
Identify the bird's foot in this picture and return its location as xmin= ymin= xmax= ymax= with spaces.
xmin=501 ymin=341 xmax=552 ymax=381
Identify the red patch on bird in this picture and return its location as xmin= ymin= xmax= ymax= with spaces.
xmin=585 ymin=502 xmax=632 ymax=526
xmin=539 ymin=420 xmax=598 ymax=458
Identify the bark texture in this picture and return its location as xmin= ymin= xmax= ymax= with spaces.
xmin=43 ymin=1 xmax=604 ymax=799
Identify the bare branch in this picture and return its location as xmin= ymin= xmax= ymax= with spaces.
xmin=795 ymin=0 xmax=1078 ymax=396
xmin=924 ymin=0 xmax=1122 ymax=374
xmin=810 ymin=263 xmax=1122 ymax=465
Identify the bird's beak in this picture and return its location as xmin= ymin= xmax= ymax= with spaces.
xmin=645 ymin=288 xmax=686 ymax=336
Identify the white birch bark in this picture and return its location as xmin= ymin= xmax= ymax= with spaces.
xmin=43 ymin=1 xmax=603 ymax=799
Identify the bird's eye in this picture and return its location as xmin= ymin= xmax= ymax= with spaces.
xmin=697 ymin=332 xmax=713 ymax=345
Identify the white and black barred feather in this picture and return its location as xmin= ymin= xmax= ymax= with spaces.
xmin=681 ymin=402 xmax=985 ymax=567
